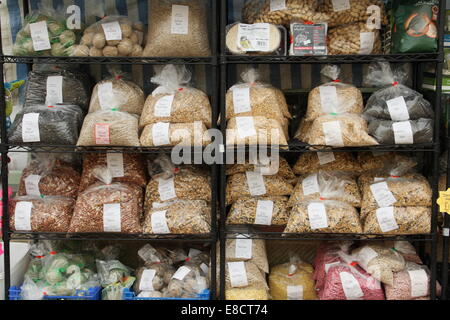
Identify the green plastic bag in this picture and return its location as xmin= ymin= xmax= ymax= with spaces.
xmin=391 ymin=0 xmax=439 ymax=53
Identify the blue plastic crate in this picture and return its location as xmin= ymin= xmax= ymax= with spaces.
xmin=9 ymin=286 xmax=102 ymax=300
xmin=122 ymin=288 xmax=210 ymax=300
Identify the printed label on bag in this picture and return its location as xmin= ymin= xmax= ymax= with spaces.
xmin=157 ymin=177 xmax=176 ymax=201
xmin=98 ymin=82 xmax=114 ymax=110
xmin=94 ymin=123 xmax=111 ymax=145
xmin=322 ymin=121 xmax=344 ymax=147
xmin=307 ymin=202 xmax=328 ymax=230
xmin=232 ymin=87 xmax=251 ymax=114
xmin=375 ymin=207 xmax=399 ymax=233
xmin=237 ymin=23 xmax=270 ymax=52
xmin=235 ymin=236 xmax=253 ymax=259
xmin=188 ymin=248 xmax=202 ymax=258
xmin=228 ymin=262 xmax=248 ymax=287
xmin=29 ymin=21 xmax=51 ymax=51
xmin=22 ymin=113 xmax=40 ymax=142
xmin=103 ymin=203 xmax=121 ymax=232
xmin=255 ymin=200 xmax=274 ymax=225
xmin=139 ymin=269 xmax=156 ymax=291
xmin=332 ymin=0 xmax=351 ymax=11
xmin=339 ymin=272 xmax=364 ymax=300
xmin=200 ymin=263 xmax=209 ymax=275
xmin=14 ymin=201 xmax=32 ymax=231
xmin=357 ymin=246 xmax=378 ymax=270
xmin=151 ymin=210 xmax=171 ymax=234
xmin=236 ymin=116 xmax=257 ymax=138
xmin=317 ymin=152 xmax=335 ymax=165
xmin=172 ymin=266 xmax=192 ymax=281
xmin=386 ymin=96 xmax=410 ymax=121
xmin=270 ymin=0 xmax=286 ymax=11
xmin=171 ymin=5 xmax=189 ymax=35
xmin=393 ymin=121 xmax=414 ymax=144
xmin=24 ymin=175 xmax=41 ymax=196
xmin=154 ymin=95 xmax=174 ymax=117
xmin=152 ymin=122 xmax=171 ymax=146
xmin=246 ymin=171 xmax=266 ymax=196
xmin=106 ymin=153 xmax=124 ymax=178
xmin=359 ymin=32 xmax=375 ymax=54
xmin=287 ymin=285 xmax=304 ymax=300
xmin=408 ymin=269 xmax=428 ymax=298
xmin=319 ymin=86 xmax=338 ymax=113
xmin=370 ymin=181 xmax=397 ymax=207
xmin=325 ymin=262 xmax=340 ymax=273
xmin=302 ymin=173 xmax=320 ymax=196
xmin=45 ymin=76 xmax=63 ymax=105
xmin=101 ymin=21 xmax=122 ymax=41
xmin=138 ymin=244 xmax=160 ymax=263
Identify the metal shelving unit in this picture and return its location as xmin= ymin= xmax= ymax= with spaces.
xmin=0 ymin=0 xmax=220 ymax=300
xmin=219 ymin=0 xmax=446 ymax=300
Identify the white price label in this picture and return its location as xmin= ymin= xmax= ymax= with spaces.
xmin=106 ymin=153 xmax=125 ymax=178
xmin=101 ymin=21 xmax=122 ymax=41
xmin=188 ymin=248 xmax=202 ymax=258
xmin=317 ymin=152 xmax=335 ymax=165
xmin=270 ymin=0 xmax=286 ymax=11
xmin=255 ymin=200 xmax=274 ymax=225
xmin=94 ymin=124 xmax=110 ymax=145
xmin=370 ymin=181 xmax=397 ymax=208
xmin=138 ymin=244 xmax=160 ymax=263
xmin=236 ymin=116 xmax=257 ymax=139
xmin=103 ymin=203 xmax=121 ymax=232
xmin=359 ymin=32 xmax=375 ymax=54
xmin=152 ymin=122 xmax=171 ymax=146
xmin=151 ymin=210 xmax=171 ymax=234
xmin=171 ymin=5 xmax=189 ymax=35
xmin=45 ymin=76 xmax=63 ymax=105
xmin=98 ymin=82 xmax=114 ymax=110
xmin=232 ymin=87 xmax=251 ymax=114
xmin=14 ymin=201 xmax=32 ymax=231
xmin=29 ymin=21 xmax=51 ymax=51
xmin=245 ymin=171 xmax=266 ymax=196
xmin=172 ymin=266 xmax=192 ymax=281
xmin=319 ymin=86 xmax=338 ymax=114
xmin=332 ymin=0 xmax=351 ymax=12
xmin=375 ymin=207 xmax=399 ymax=233
xmin=357 ymin=247 xmax=378 ymax=270
xmin=408 ymin=269 xmax=428 ymax=298
xmin=200 ymin=263 xmax=209 ymax=275
xmin=302 ymin=173 xmax=320 ymax=196
xmin=139 ymin=269 xmax=156 ymax=291
xmin=157 ymin=177 xmax=176 ymax=201
xmin=24 ymin=175 xmax=41 ymax=196
xmin=22 ymin=113 xmax=40 ymax=142
xmin=154 ymin=95 xmax=174 ymax=117
xmin=235 ymin=236 xmax=253 ymax=259
xmin=386 ymin=96 xmax=410 ymax=121
xmin=287 ymin=285 xmax=304 ymax=300
xmin=339 ymin=272 xmax=364 ymax=300
xmin=322 ymin=121 xmax=344 ymax=147
xmin=307 ymin=202 xmax=328 ymax=230
xmin=227 ymin=262 xmax=248 ymax=288
xmin=325 ymin=262 xmax=340 ymax=273
xmin=237 ymin=23 xmax=271 ymax=52
xmin=393 ymin=121 xmax=414 ymax=144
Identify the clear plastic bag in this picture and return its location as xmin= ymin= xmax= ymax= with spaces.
xmin=96 ymin=259 xmax=133 ymax=287
xmin=223 ymin=237 xmax=269 ymax=274
xmin=288 ymin=171 xmax=361 ymax=208
xmin=328 ymin=22 xmax=382 ymax=55
xmin=88 ymin=71 xmax=145 ymax=115
xmin=140 ymin=65 xmax=212 ymax=127
xmin=17 ymin=157 xmax=80 ymax=198
xmin=224 ymin=261 xmax=269 ymax=300
xmin=72 ymin=16 xmax=144 ymax=57
xmin=79 ymin=153 xmax=147 ymax=192
xmin=164 ymin=264 xmax=209 ymax=298
xmin=9 ymin=196 xmax=75 ymax=232
xmin=292 ymin=152 xmax=362 ymax=175
xmin=133 ymin=265 xmax=168 ymax=294
xmin=77 ymin=110 xmax=140 ymax=146
xmin=226 ymin=156 xmax=295 ymax=183
xmin=9 ymin=104 xmax=84 ymax=145
xmin=21 ymin=277 xmax=45 ymax=300
xmin=24 ymin=68 xmax=91 ymax=110
xmin=357 ymin=152 xmax=417 ymax=173
xmin=146 ymin=154 xmax=178 ymax=180
xmin=368 ymin=118 xmax=434 ymax=145
xmin=140 ymin=122 xmax=211 ymax=147
xmin=386 ymin=241 xmax=422 ymax=264
xmin=284 ymin=200 xmax=363 ymax=234
xmin=269 ymin=255 xmax=317 ymax=300
xmin=68 ymin=168 xmax=143 ymax=233
xmin=306 ymin=65 xmax=364 ymax=121
xmin=226 ymin=172 xmax=294 ymax=205
xmin=143 ymin=0 xmax=211 ymax=57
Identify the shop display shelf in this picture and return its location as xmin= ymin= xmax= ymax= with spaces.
xmin=123 ymin=288 xmax=210 ymax=300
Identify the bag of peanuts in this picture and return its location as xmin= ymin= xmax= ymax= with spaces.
xmin=328 ymin=22 xmax=382 ymax=55
xmin=71 ymin=15 xmax=145 ymax=57
xmin=140 ymin=121 xmax=211 ymax=147
xmin=292 ymin=152 xmax=362 ymax=175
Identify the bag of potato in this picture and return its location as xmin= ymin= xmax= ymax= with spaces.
xmin=306 ymin=65 xmax=364 ymax=121
xmin=71 ymin=16 xmax=144 ymax=57
xmin=164 ymin=263 xmax=209 ymax=299
xmin=288 ymin=171 xmax=361 ymax=208
xmin=140 ymin=65 xmax=211 ymax=128
xmin=269 ymin=255 xmax=317 ymax=300
xmin=328 ymin=22 xmax=382 ymax=55
xmin=292 ymin=152 xmax=362 ymax=175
